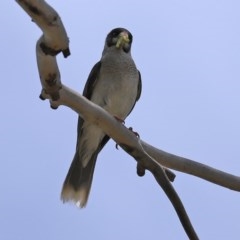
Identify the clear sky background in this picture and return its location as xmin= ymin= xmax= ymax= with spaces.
xmin=1 ymin=1 xmax=240 ymax=239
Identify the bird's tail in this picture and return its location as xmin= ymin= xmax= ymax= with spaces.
xmin=61 ymin=151 xmax=97 ymax=208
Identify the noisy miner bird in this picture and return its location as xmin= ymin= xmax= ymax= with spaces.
xmin=61 ymin=27 xmax=142 ymax=207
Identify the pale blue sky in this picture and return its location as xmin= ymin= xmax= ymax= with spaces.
xmin=1 ymin=1 xmax=240 ymax=239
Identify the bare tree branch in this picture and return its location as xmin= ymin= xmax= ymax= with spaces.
xmin=15 ymin=0 xmax=240 ymax=239
xmin=143 ymin=143 xmax=240 ymax=191
xmin=16 ymin=0 xmax=70 ymax=58
xmin=16 ymin=0 xmax=70 ymax=101
xmin=56 ymin=85 xmax=199 ymax=240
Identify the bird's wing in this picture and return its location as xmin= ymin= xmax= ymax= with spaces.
xmin=76 ymin=61 xmax=101 ymax=148
xmin=76 ymin=61 xmax=110 ymax=150
xmin=82 ymin=61 xmax=102 ymax=99
xmin=136 ymin=70 xmax=142 ymax=101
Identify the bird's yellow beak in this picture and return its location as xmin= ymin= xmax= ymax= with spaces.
xmin=116 ymin=32 xmax=130 ymax=48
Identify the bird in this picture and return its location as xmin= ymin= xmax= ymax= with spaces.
xmin=61 ymin=27 xmax=142 ymax=208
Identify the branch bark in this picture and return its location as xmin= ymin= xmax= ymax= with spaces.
xmin=143 ymin=142 xmax=240 ymax=191
xmin=16 ymin=0 xmax=240 ymax=239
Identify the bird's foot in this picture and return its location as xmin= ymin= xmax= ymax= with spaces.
xmin=115 ymin=127 xmax=139 ymax=149
xmin=128 ymin=127 xmax=140 ymax=138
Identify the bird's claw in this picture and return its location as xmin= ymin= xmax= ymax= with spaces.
xmin=115 ymin=127 xmax=139 ymax=150
xmin=128 ymin=127 xmax=140 ymax=138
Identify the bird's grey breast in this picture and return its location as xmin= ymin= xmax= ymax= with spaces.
xmin=91 ymin=51 xmax=139 ymax=119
